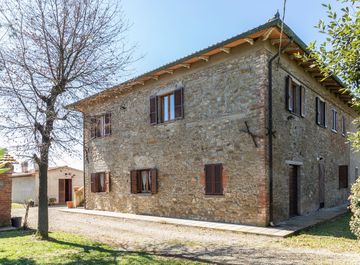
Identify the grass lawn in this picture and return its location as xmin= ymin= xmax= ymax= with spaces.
xmin=282 ymin=212 xmax=360 ymax=253
xmin=11 ymin=203 xmax=24 ymax=209
xmin=0 ymin=230 xmax=202 ymax=265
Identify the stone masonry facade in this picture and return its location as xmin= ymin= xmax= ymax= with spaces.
xmin=80 ymin=37 xmax=359 ymax=226
xmin=0 ymin=171 xmax=12 ymax=227
xmin=83 ymin=42 xmax=270 ymax=226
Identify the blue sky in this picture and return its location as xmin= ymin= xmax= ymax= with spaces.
xmin=121 ymin=0 xmax=343 ymax=79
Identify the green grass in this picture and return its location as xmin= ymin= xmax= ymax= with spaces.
xmin=0 ymin=230 xmax=202 ymax=265
xmin=11 ymin=203 xmax=23 ymax=209
xmin=282 ymin=213 xmax=360 ymax=253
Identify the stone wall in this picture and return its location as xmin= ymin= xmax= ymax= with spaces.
xmin=265 ymin=42 xmax=360 ymax=223
xmin=0 ymin=171 xmax=12 ymax=227
xmin=83 ymin=42 xmax=270 ymax=226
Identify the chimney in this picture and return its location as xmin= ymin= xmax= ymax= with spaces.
xmin=21 ymin=161 xmax=29 ymax=173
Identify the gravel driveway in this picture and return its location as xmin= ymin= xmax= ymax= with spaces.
xmin=11 ymin=207 xmax=360 ymax=265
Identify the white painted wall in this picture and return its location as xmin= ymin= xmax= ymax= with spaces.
xmin=11 ymin=176 xmax=36 ymax=203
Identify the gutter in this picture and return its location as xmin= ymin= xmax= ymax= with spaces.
xmin=267 ymin=39 xmax=293 ymax=226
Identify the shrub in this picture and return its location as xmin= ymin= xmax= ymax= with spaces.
xmin=48 ymin=198 xmax=57 ymax=206
xmin=349 ymin=178 xmax=360 ymax=239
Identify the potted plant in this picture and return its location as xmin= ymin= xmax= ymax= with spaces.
xmin=66 ymin=201 xmax=74 ymax=208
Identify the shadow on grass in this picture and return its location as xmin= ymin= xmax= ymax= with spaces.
xmin=0 ymin=257 xmax=36 ymax=265
xmin=0 ymin=229 xmax=37 ymax=239
xmin=299 ymin=212 xmax=356 ymax=240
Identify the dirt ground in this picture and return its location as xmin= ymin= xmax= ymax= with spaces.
xmin=11 ymin=207 xmax=360 ymax=265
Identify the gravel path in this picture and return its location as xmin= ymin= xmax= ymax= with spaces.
xmin=12 ymin=207 xmax=360 ymax=265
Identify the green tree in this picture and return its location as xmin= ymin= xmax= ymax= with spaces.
xmin=0 ymin=148 xmax=11 ymax=174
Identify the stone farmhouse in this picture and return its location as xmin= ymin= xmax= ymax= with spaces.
xmin=68 ymin=17 xmax=360 ymax=226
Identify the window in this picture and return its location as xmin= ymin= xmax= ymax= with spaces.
xmin=130 ymin=168 xmax=158 ymax=194
xmin=286 ymin=76 xmax=305 ymax=117
xmin=90 ymin=113 xmax=111 ymax=138
xmin=316 ymin=97 xmax=326 ymax=127
xmin=331 ymin=109 xmax=337 ymax=132
xmin=339 ymin=165 xmax=348 ymax=189
xmin=150 ymin=87 xmax=184 ymax=125
xmin=205 ymin=163 xmax=223 ymax=195
xmin=342 ymin=116 xmax=346 ymax=136
xmin=91 ymin=172 xmax=110 ymax=193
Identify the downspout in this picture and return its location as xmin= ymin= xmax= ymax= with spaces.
xmin=267 ymin=40 xmax=292 ymax=226
xmin=82 ymin=113 xmax=86 ymax=209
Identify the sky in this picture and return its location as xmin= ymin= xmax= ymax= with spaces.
xmin=4 ymin=0 xmax=346 ymax=171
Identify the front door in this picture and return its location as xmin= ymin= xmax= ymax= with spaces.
xmin=289 ymin=165 xmax=299 ymax=217
xmin=59 ymin=179 xmax=72 ymax=204
xmin=319 ymin=162 xmax=325 ymax=208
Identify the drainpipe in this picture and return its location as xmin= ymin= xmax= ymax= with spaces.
xmin=267 ymin=40 xmax=292 ymax=226
xmin=82 ymin=113 xmax=86 ymax=209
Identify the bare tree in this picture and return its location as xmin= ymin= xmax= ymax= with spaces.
xmin=0 ymin=0 xmax=134 ymax=239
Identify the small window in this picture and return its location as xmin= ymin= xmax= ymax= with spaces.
xmin=91 ymin=172 xmax=110 ymax=193
xmin=342 ymin=116 xmax=346 ymax=136
xmin=331 ymin=109 xmax=337 ymax=132
xmin=130 ymin=168 xmax=158 ymax=194
xmin=90 ymin=113 xmax=111 ymax=139
xmin=316 ymin=97 xmax=326 ymax=127
xmin=339 ymin=165 xmax=348 ymax=189
xmin=205 ymin=163 xmax=223 ymax=195
xmin=286 ymin=76 xmax=305 ymax=117
xmin=150 ymin=87 xmax=184 ymax=125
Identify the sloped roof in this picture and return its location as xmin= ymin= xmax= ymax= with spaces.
xmin=67 ymin=18 xmax=353 ymax=111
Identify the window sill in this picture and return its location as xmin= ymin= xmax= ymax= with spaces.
xmin=204 ymin=194 xmax=224 ymax=197
xmin=91 ymin=135 xmax=112 ymax=140
xmin=133 ymin=193 xmax=153 ymax=196
xmin=331 ymin=129 xmax=337 ymax=134
xmin=316 ymin=124 xmax=326 ymax=129
xmin=287 ymin=111 xmax=304 ymax=118
xmin=342 ymin=133 xmax=346 ymax=137
xmin=152 ymin=118 xmax=183 ymax=126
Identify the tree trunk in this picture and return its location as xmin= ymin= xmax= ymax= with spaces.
xmin=37 ymin=150 xmax=49 ymax=239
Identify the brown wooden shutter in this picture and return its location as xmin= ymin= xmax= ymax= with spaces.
xmin=130 ymin=170 xmax=138 ymax=193
xmin=214 ymin=163 xmax=223 ymax=195
xmin=316 ymin=97 xmax=320 ymax=125
xmin=150 ymin=96 xmax=158 ymax=125
xmin=150 ymin=168 xmax=158 ymax=194
xmin=339 ymin=165 xmax=349 ymax=189
xmin=58 ymin=179 xmax=66 ymax=204
xmin=105 ymin=171 xmax=111 ymax=192
xmin=91 ymin=173 xmax=97 ymax=192
xmin=205 ymin=164 xmax=214 ymax=195
xmin=300 ymin=86 xmax=305 ymax=117
xmin=104 ymin=113 xmax=111 ymax=136
xmin=285 ymin=76 xmax=293 ymax=112
xmin=174 ymin=87 xmax=184 ymax=119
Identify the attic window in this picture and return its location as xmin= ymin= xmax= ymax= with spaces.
xmin=90 ymin=113 xmax=111 ymax=138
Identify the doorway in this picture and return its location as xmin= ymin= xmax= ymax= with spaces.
xmin=59 ymin=179 xmax=72 ymax=204
xmin=318 ymin=162 xmax=325 ymax=208
xmin=289 ymin=165 xmax=299 ymax=217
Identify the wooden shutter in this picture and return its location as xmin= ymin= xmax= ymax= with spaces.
xmin=205 ymin=164 xmax=214 ymax=195
xmin=58 ymin=179 xmax=66 ymax=204
xmin=91 ymin=173 xmax=98 ymax=192
xmin=285 ymin=76 xmax=293 ymax=112
xmin=150 ymin=168 xmax=158 ymax=194
xmin=130 ymin=170 xmax=138 ymax=194
xmin=105 ymin=172 xmax=111 ymax=192
xmin=316 ymin=97 xmax=320 ymax=125
xmin=342 ymin=116 xmax=346 ymax=135
xmin=174 ymin=87 xmax=184 ymax=119
xmin=150 ymin=96 xmax=158 ymax=125
xmin=339 ymin=165 xmax=348 ymax=189
xmin=104 ymin=113 xmax=111 ymax=136
xmin=300 ymin=86 xmax=305 ymax=117
xmin=214 ymin=164 xmax=223 ymax=195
